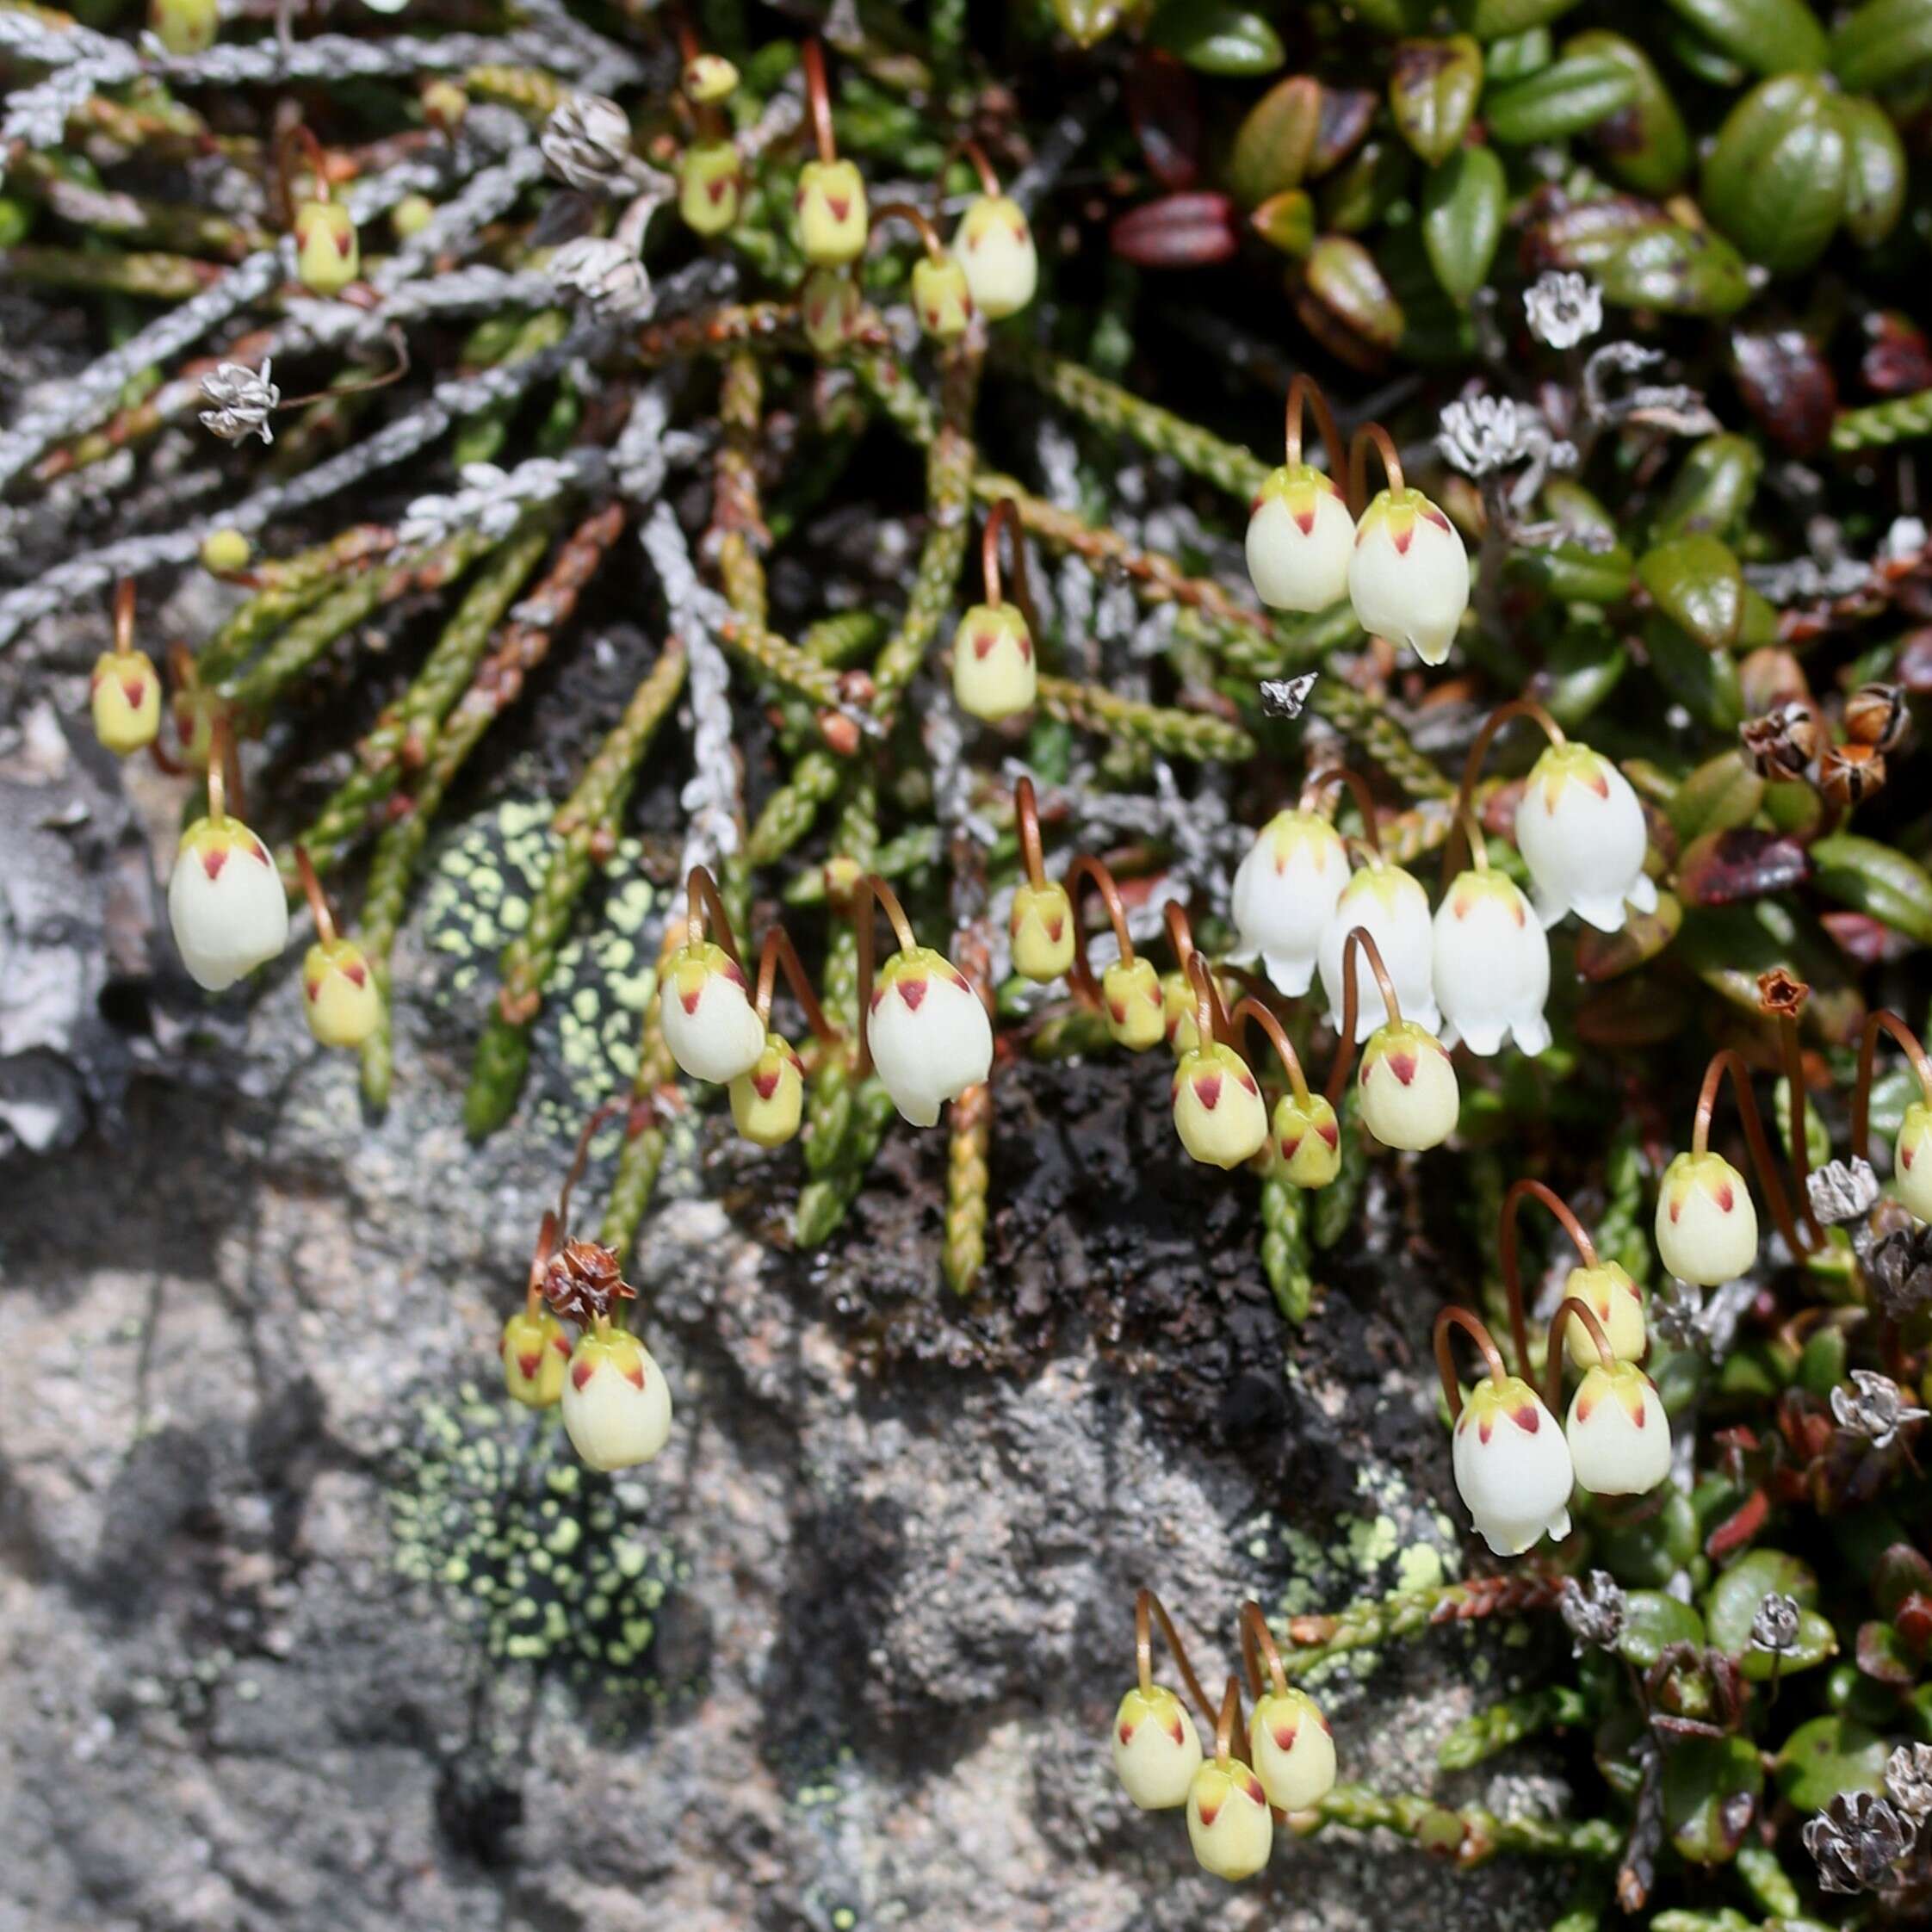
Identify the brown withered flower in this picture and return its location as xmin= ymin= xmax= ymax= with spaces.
xmin=1739 ymin=701 xmax=1818 ymax=779
xmin=1756 ymin=967 xmax=1808 ymax=1021
xmin=542 ymin=1237 xmax=637 ymax=1326
xmin=1820 ymin=740 xmax=1886 ymax=808
xmin=1844 ymin=681 xmax=1908 ymax=752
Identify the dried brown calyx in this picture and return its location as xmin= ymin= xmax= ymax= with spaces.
xmin=1756 ymin=967 xmax=1809 ymax=1021
xmin=542 ymin=1237 xmax=637 ymax=1325
xmin=1738 ymin=700 xmax=1818 ymax=778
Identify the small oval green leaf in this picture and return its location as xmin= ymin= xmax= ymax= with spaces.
xmin=1565 ymin=29 xmax=1692 ymax=195
xmin=1774 ymin=1715 xmax=1889 ymax=1811
xmin=1652 ymin=434 xmax=1765 ymax=542
xmin=1661 ymin=0 xmax=1829 ymax=76
xmin=1147 ymin=0 xmax=1285 ymax=77
xmin=1830 ymin=0 xmax=1932 ymax=92
xmin=1810 ymin=833 xmax=1932 ymax=946
xmin=1421 ymin=144 xmax=1506 ymax=302
xmin=1835 ymin=96 xmax=1907 ymax=246
xmin=1227 ymin=72 xmax=1322 ymax=206
xmin=1483 ymin=55 xmax=1639 ymax=144
xmin=1390 ymin=34 xmax=1485 ymax=164
xmin=1638 ymin=533 xmax=1744 ymax=649
xmin=1702 ymin=75 xmax=1848 ymax=273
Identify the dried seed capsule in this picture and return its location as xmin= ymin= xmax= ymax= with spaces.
xmin=1844 ymin=682 xmax=1907 ymax=751
xmin=659 ymin=941 xmax=765 ymax=1083
xmin=1819 ymin=740 xmax=1886 ymax=808
xmin=1230 ymin=809 xmax=1348 ymax=997
xmin=1514 ymin=741 xmax=1656 ymax=933
xmin=302 ymin=936 xmax=380 ymax=1048
xmin=1739 ymin=700 xmax=1819 ymax=778
xmin=168 ymin=816 xmax=290 ymax=991
xmin=951 ymin=195 xmax=1038 ymax=320
xmin=1565 ymin=1359 xmax=1671 ymax=1496
xmin=1245 ymin=463 xmax=1353 ymax=613
xmin=1111 ymin=1683 xmax=1202 ymax=1809
xmin=1186 ymin=1760 xmax=1273 ymax=1881
xmin=561 ymin=1328 xmax=672 ymax=1471
xmin=89 ymin=647 xmax=161 ymax=755
xmin=499 ymin=1305 xmax=572 ymax=1409
xmin=1009 ymin=879 xmax=1074 ymax=983
xmin=1357 ymin=1020 xmax=1458 ymax=1152
xmin=1431 ymin=869 xmax=1551 ymax=1056
xmin=728 ymin=1031 xmax=806 ymax=1148
xmin=1172 ymin=1043 xmax=1269 ymax=1169
xmin=1099 ymin=955 xmax=1166 ymax=1051
xmin=951 ymin=599 xmax=1036 ymax=722
xmin=1655 ymin=1149 xmax=1757 ymax=1285
xmin=1347 ymin=486 xmax=1469 ymax=666
xmin=866 ymin=946 xmax=993 ymax=1126
xmin=795 ymin=158 xmax=869 ymax=267
xmin=1248 ymin=1686 xmax=1337 ymax=1811
xmin=1452 ymin=1374 xmax=1574 ymax=1556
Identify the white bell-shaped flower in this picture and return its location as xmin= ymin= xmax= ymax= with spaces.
xmin=168 ymin=815 xmax=291 ymax=992
xmin=1514 ymin=742 xmax=1657 ymax=933
xmin=1186 ymin=1759 xmax=1273 ymax=1882
xmin=1246 ymin=464 xmax=1354 ymax=613
xmin=1561 ymin=1260 xmax=1647 ymax=1367
xmin=1565 ymin=1359 xmax=1672 ymax=1497
xmin=1432 ymin=868 xmax=1551 ymax=1056
xmin=866 ymin=944 xmax=993 ymax=1126
xmin=1357 ymin=1020 xmax=1458 ymax=1152
xmin=1248 ymin=1687 xmax=1337 ymax=1811
xmin=1347 ymin=486 xmax=1470 ymax=666
xmin=561 ymin=1328 xmax=672 ymax=1471
xmin=1231 ymin=808 xmax=1348 ymax=996
xmin=1111 ymin=1683 xmax=1202 ymax=1810
xmin=1319 ymin=862 xmax=1440 ymax=1041
xmin=1451 ymin=1373 xmax=1574 ymax=1557
xmin=659 ymin=940 xmax=765 ymax=1084
xmin=1896 ymin=1100 xmax=1932 ymax=1221
xmin=1172 ymin=1043 xmax=1269 ymax=1170
xmin=951 ymin=194 xmax=1037 ymax=319
xmin=1655 ymin=1150 xmax=1757 ymax=1285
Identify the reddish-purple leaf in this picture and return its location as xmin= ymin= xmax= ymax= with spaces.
xmin=1310 ymin=86 xmax=1375 ymax=175
xmin=1875 ymin=1544 xmax=1932 ymax=1620
xmin=1519 ymin=187 xmax=1662 ymax=273
xmin=1110 ymin=192 xmax=1239 ymax=267
xmin=1731 ymin=325 xmax=1836 ymax=456
xmin=1576 ymin=891 xmax=1682 ymax=981
xmin=1861 ymin=309 xmax=1932 ymax=399
xmin=1676 ymin=828 xmax=1811 ymax=907
xmin=1855 ymin=1620 xmax=1916 ymax=1686
xmin=1820 ymin=911 xmax=1913 ymax=964
xmin=1125 ymin=51 xmax=1201 ymax=191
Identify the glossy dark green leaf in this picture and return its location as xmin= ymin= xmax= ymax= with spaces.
xmin=1483 ymin=55 xmax=1638 ymax=144
xmin=1249 ymin=188 xmax=1315 ymax=257
xmin=1316 ymin=139 xmax=1411 ymax=232
xmin=1638 ymin=533 xmax=1743 ymax=648
xmin=1528 ymin=193 xmax=1667 ymax=270
xmin=1351 ymin=0 xmax=1433 ymax=29
xmin=1664 ymin=1736 xmax=1763 ymax=1864
xmin=1302 ymin=233 xmax=1405 ymax=349
xmin=1835 ymin=96 xmax=1907 ymax=246
xmin=1226 ymin=72 xmax=1322 ymax=206
xmin=1644 ymin=616 xmax=1744 ymax=729
xmin=1652 ymin=436 xmax=1764 ymax=542
xmin=1598 ymin=222 xmax=1752 ymax=315
xmin=1461 ymin=0 xmax=1583 ymax=33
xmin=1421 ymin=145 xmax=1506 ymax=302
xmin=1774 ymin=1715 xmax=1889 ymax=1810
xmin=1619 ymin=1587 xmax=1706 ymax=1664
xmin=1810 ymin=833 xmax=1932 ymax=946
xmin=1669 ymin=751 xmax=1764 ymax=843
xmin=1706 ymin=1547 xmax=1818 ymax=1644
xmin=1600 ymin=1495 xmax=1701 ymax=1593
xmin=1666 ymin=20 xmax=1749 ymax=86
xmin=1390 ymin=35 xmax=1484 ymax=164
xmin=1542 ymin=477 xmax=1619 ymax=542
xmin=1147 ymin=0 xmax=1285 ymax=76
xmin=1661 ymin=0 xmax=1828 ymax=75
xmin=1308 ymin=87 xmax=1378 ymax=176
xmin=1565 ymin=29 xmax=1692 ymax=195
xmin=1485 ymin=27 xmax=1552 ymax=80
xmin=1543 ymin=622 xmax=1629 ymax=724
xmin=1505 ymin=536 xmax=1633 ymax=604
xmin=1830 ymin=0 xmax=1932 ymax=91
xmin=1702 ymin=75 xmax=1848 ymax=273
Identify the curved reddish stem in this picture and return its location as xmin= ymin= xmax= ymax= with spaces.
xmin=1214 ymin=1674 xmax=1243 ymax=1768
xmin=1434 ymin=1305 xmax=1511 ymax=1423
xmin=1284 ymin=372 xmax=1347 ymax=484
xmin=1135 ymin=1587 xmax=1218 ymax=1732
xmin=1298 ymin=765 xmax=1384 ymax=858
xmin=1229 ymin=994 xmax=1311 ymax=1107
xmin=755 ymin=924 xmax=839 ymax=1042
xmin=1238 ymin=1600 xmax=1290 ymax=1702
xmin=980 ymin=496 xmax=1035 ymax=633
xmin=1497 ymin=1180 xmax=1600 ymax=1382
xmin=869 ymin=198 xmax=946 ymax=262
xmin=1767 ymin=997 xmax=1827 ymax=1252
xmin=1543 ymin=1296 xmax=1618 ymax=1414
xmin=1014 ymin=775 xmax=1048 ymax=892
xmin=1852 ymin=1009 xmax=1932 ymax=1153
xmin=112 ymin=578 xmax=137 ymax=658
xmin=944 ymin=136 xmax=1002 ymax=199
xmin=852 ymin=873 xmax=928 ymax=1079
xmin=555 ymin=1098 xmax=623 ymax=1240
xmin=1063 ymin=853 xmax=1137 ymax=1006
xmin=293 ymin=845 xmax=337 ymax=948
xmin=684 ymin=864 xmax=743 ymax=965
xmin=206 ymin=709 xmax=243 ymax=823
xmin=1690 ymin=1050 xmax=1816 ymax=1258
xmin=1322 ymin=926 xmax=1403 ymax=1107
xmin=801 ymin=40 xmax=837 ymax=165
xmin=1346 ymin=422 xmax=1404 ymax=518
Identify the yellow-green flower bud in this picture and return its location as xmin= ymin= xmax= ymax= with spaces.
xmin=149 ymin=0 xmax=217 ymax=55
xmin=1100 ymin=955 xmax=1165 ymax=1052
xmin=1111 ymin=1683 xmax=1202 ymax=1809
xmin=422 ymin=80 xmax=468 ymax=133
xmin=1566 ymin=1359 xmax=1671 ymax=1496
xmin=199 ymin=526 xmax=252 ymax=575
xmin=1357 ymin=1019 xmax=1458 ymax=1152
xmin=1895 ymin=1100 xmax=1932 ymax=1221
xmin=90 ymin=648 xmax=161 ymax=756
xmin=171 ymin=681 xmax=219 ymax=770
xmin=679 ymin=139 xmax=742 ymax=237
xmin=1186 ymin=1758 xmax=1273 ymax=1881
xmin=1561 ymin=1260 xmax=1646 ymax=1367
xmin=795 ymin=158 xmax=868 ymax=267
xmin=302 ymin=936 xmax=380 ymax=1048
xmin=391 ymin=194 xmax=437 ymax=241
xmin=1655 ymin=1149 xmax=1756 ymax=1285
xmin=728 ymin=1031 xmax=806 ymax=1147
xmin=1173 ymin=1042 xmax=1269 ymax=1169
xmin=1009 ymin=879 xmax=1074 ymax=982
xmin=683 ymin=53 xmax=740 ymax=103
xmin=911 ymin=253 xmax=975 ymax=342
xmin=168 ymin=815 xmax=290 ymax=992
xmin=294 ymin=200 xmax=360 ymax=297
xmin=499 ymin=1305 xmax=571 ymax=1409
xmin=1273 ymin=1090 xmax=1341 ymax=1189
xmin=1248 ymin=1686 xmax=1336 ymax=1811
xmin=562 ymin=1328 xmax=672 ymax=1471
xmin=951 ymin=194 xmax=1037 ymax=320
xmin=801 ymin=268 xmax=864 ymax=356
xmin=951 ymin=599 xmax=1035 ymax=722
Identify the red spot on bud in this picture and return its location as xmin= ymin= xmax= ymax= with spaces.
xmin=1196 ymin=1794 xmax=1221 ymax=1828
xmin=517 ymin=1350 xmax=542 ymax=1380
xmin=826 ymin=195 xmax=851 ymax=222
xmin=1045 ymin=917 xmax=1064 ymax=943
xmin=343 ymin=961 xmax=368 ymax=988
xmin=1392 ymin=523 xmax=1414 ymax=555
xmin=1511 ymin=1403 xmax=1540 ymax=1433
xmin=622 ymin=1359 xmax=647 ymax=1390
xmin=1118 ymin=1722 xmax=1135 ymax=1746
xmin=201 ymin=846 xmax=227 ymax=881
xmin=752 ymin=1068 xmax=780 ymax=1100
xmin=1575 ymin=1396 xmax=1594 ymax=1423
xmin=1318 ymin=1120 xmax=1340 ymax=1148
xmin=1478 ymin=1416 xmax=1493 ymax=1445
xmin=1388 ymin=1050 xmax=1417 ymax=1086
xmin=1293 ymin=506 xmax=1316 ymax=536
xmin=304 ymin=978 xmax=321 ymax=1002
xmin=1017 ymin=632 xmax=1032 ymax=662
xmin=1423 ymin=505 xmax=1452 ymax=532
xmin=1238 ymin=1069 xmax=1258 ymax=1095
xmin=680 ymin=985 xmax=702 ymax=1015
xmin=1194 ymin=1073 xmax=1223 ymax=1111
xmin=121 ymin=677 xmax=147 ymax=707
xmin=897 ymin=977 xmax=927 ymax=1010
xmin=1281 ymin=1134 xmax=1302 ymax=1160
xmin=973 ymin=630 xmax=997 ymax=659
xmin=708 ymin=176 xmax=729 ymax=203
xmin=1272 ymin=1720 xmax=1298 ymax=1752
xmin=571 ymin=1358 xmax=595 ymax=1390
xmin=1588 ymin=771 xmax=1610 ymax=799
xmin=1714 ymin=1180 xmax=1735 ymax=1213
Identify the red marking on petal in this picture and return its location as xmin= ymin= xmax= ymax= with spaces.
xmin=1107 ymin=1000 xmax=1126 ymax=1024
xmin=1272 ymin=1721 xmax=1297 ymax=1752
xmin=973 ymin=629 xmax=996 ymax=659
xmin=1575 ymin=1396 xmax=1594 ymax=1423
xmin=1018 ymin=633 xmax=1032 ymax=662
xmin=1194 ymin=1073 xmax=1223 ymax=1111
xmin=1388 ymin=1051 xmax=1417 ymax=1086
xmin=201 ymin=846 xmax=227 ymax=881
xmin=517 ymin=1350 xmax=542 ymax=1380
xmin=551 ymin=1333 xmax=571 ymax=1356
xmin=1238 ymin=1069 xmax=1258 ymax=1095
xmin=949 ymin=969 xmax=973 ymax=994
xmin=1196 ymin=1795 xmax=1221 ymax=1828
xmin=898 ymin=978 xmax=927 ymax=1010
xmin=1512 ymin=1403 xmax=1539 ymax=1433
xmin=571 ymin=1359 xmax=594 ymax=1390
xmin=1631 ymin=1402 xmax=1646 ymax=1427
xmin=1293 ymin=506 xmax=1316 ymax=536
xmin=1478 ymin=1415 xmax=1493 ymax=1445
xmin=1118 ymin=1723 xmax=1135 ymax=1746
xmin=708 ymin=176 xmax=728 ymax=203
xmin=622 ymin=1360 xmax=646 ymax=1389
xmin=304 ymin=978 xmax=321 ymax=1001
xmin=1165 ymin=1712 xmax=1185 ymax=1746
xmin=723 ymin=960 xmax=748 ymax=990
xmin=344 ymin=962 xmax=368 ymax=988
xmin=680 ymin=986 xmax=702 ymax=1014
xmin=1045 ymin=917 xmax=1064 ymax=943
xmin=1422 ymin=505 xmax=1452 ymax=531
xmin=1249 ymin=493 xmax=1264 ymax=517
xmin=827 ymin=195 xmax=851 ymax=222
xmin=753 ymin=1068 xmax=781 ymax=1100
xmin=1714 ymin=1180 xmax=1734 ymax=1213
xmin=1392 ymin=524 xmax=1413 ymax=555
xmin=1318 ymin=1120 xmax=1340 ymax=1148
xmin=335 ymin=229 xmax=353 ymax=257
xmin=1669 ymin=1196 xmax=1681 ymax=1223
xmin=1510 ymin=898 xmax=1525 ymax=927
xmin=121 ymin=678 xmax=147 ymax=707
xmin=1588 ymin=771 xmax=1609 ymax=798
xmin=1280 ymin=1134 xmax=1302 ymax=1160
xmin=1904 ymin=1143 xmax=1916 ymax=1168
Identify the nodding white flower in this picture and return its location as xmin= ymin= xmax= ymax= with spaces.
xmin=1513 ymin=742 xmax=1657 ymax=933
xmin=1561 ymin=1260 xmax=1647 ymax=1366
xmin=1172 ymin=1043 xmax=1269 ymax=1169
xmin=866 ymin=945 xmax=993 ymax=1126
xmin=912 ymin=253 xmax=975 ymax=342
xmin=302 ymin=936 xmax=380 ymax=1048
xmin=1101 ymin=956 xmax=1167 ymax=1051
xmin=90 ymin=648 xmax=161 ymax=754
xmin=728 ymin=1031 xmax=805 ymax=1147
xmin=168 ymin=816 xmax=290 ymax=992
xmin=678 ymin=139 xmax=741 ymax=237
xmin=1231 ymin=809 xmax=1348 ymax=997
xmin=548 ymin=236 xmax=652 ymax=319
xmin=1432 ymin=869 xmax=1551 ymax=1056
xmin=198 ymin=361 xmax=279 ymax=445
xmin=1273 ymin=1091 xmax=1342 ymax=1190
xmin=1111 ymin=1683 xmax=1202 ymax=1810
xmin=294 ymin=201 xmax=359 ymax=297
xmin=1565 ymin=1359 xmax=1672 ymax=1496
xmin=1357 ymin=1021 xmax=1458 ymax=1152
xmin=801 ymin=268 xmax=864 ymax=356
xmin=1452 ymin=1374 xmax=1574 ymax=1556
xmin=1319 ymin=862 xmax=1440 ymax=1042
xmin=1524 ymin=269 xmax=1604 ymax=350
xmin=1655 ymin=1150 xmax=1757 ymax=1285
xmin=1186 ymin=1759 xmax=1273 ymax=1882
xmin=561 ymin=1328 xmax=672 ymax=1471
xmin=659 ymin=941 xmax=765 ymax=1084
xmin=1248 ymin=1686 xmax=1337 ymax=1811
xmin=1895 ymin=1102 xmax=1932 ymax=1222
xmin=1246 ymin=464 xmax=1353 ymax=613
xmin=1010 ymin=879 xmax=1074 ymax=983
xmin=795 ymin=158 xmax=869 ymax=266
xmin=952 ymin=194 xmax=1037 ymax=319
xmin=951 ymin=600 xmax=1035 ymax=721
xmin=1347 ymin=487 xmax=1469 ymax=667
xmin=499 ymin=1306 xmax=572 ymax=1410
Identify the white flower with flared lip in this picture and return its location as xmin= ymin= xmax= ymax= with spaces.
xmin=1655 ymin=1150 xmax=1757 ymax=1285
xmin=1452 ymin=1374 xmax=1575 ymax=1557
xmin=1319 ymin=861 xmax=1440 ymax=1042
xmin=1432 ymin=869 xmax=1551 ymax=1056
xmin=1514 ymin=742 xmax=1657 ymax=933
xmin=866 ymin=945 xmax=992 ymax=1126
xmin=1111 ymin=1684 xmax=1202 ymax=1810
xmin=1895 ymin=1101 xmax=1932 ymax=1222
xmin=1565 ymin=1359 xmax=1671 ymax=1496
xmin=1248 ymin=1687 xmax=1337 ymax=1812
xmin=1231 ymin=808 xmax=1348 ymax=996
xmin=1347 ymin=486 xmax=1469 ymax=666
xmin=1561 ymin=1260 xmax=1647 ymax=1366
xmin=168 ymin=815 xmax=291 ymax=992
xmin=659 ymin=940 xmax=765 ymax=1084
xmin=561 ymin=1328 xmax=672 ymax=1471
xmin=1358 ymin=1021 xmax=1458 ymax=1152
xmin=1186 ymin=1759 xmax=1273 ymax=1882
xmin=951 ymin=194 xmax=1037 ymax=319
xmin=1172 ymin=1043 xmax=1269 ymax=1169
xmin=951 ymin=600 xmax=1035 ymax=722
xmin=1101 ymin=956 xmax=1167 ymax=1051
xmin=1273 ymin=1090 xmax=1342 ymax=1190
xmin=1246 ymin=464 xmax=1354 ymax=613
